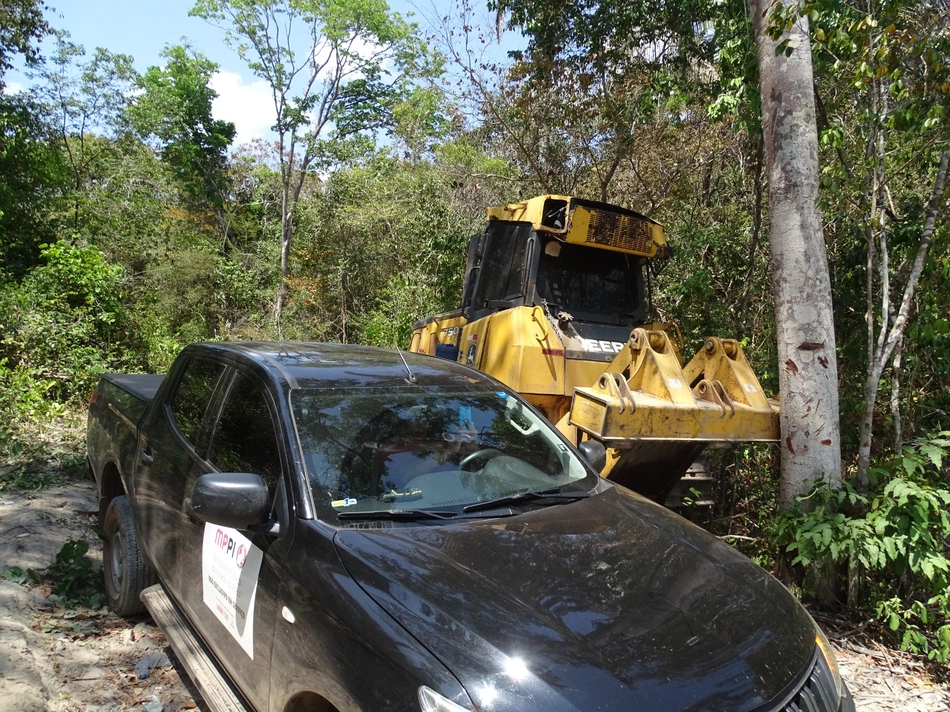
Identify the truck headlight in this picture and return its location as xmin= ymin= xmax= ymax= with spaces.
xmin=418 ymin=686 xmax=474 ymax=712
xmin=815 ymin=625 xmax=843 ymax=698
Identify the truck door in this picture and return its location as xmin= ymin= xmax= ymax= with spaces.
xmin=176 ymin=369 xmax=292 ymax=712
xmin=135 ymin=356 xmax=226 ymax=593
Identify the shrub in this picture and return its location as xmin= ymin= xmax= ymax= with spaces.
xmin=778 ymin=432 xmax=950 ymax=661
xmin=0 ymin=240 xmax=129 ymax=411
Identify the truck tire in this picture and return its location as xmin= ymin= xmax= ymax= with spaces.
xmin=102 ymin=495 xmax=156 ymax=616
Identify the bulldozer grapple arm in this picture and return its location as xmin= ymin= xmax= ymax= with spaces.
xmin=570 ymin=329 xmax=779 ymax=443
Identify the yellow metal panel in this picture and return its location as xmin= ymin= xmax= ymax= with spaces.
xmin=518 ymin=307 xmax=568 ymax=395
xmin=486 ymin=195 xmax=668 ymax=259
xmin=459 ymin=315 xmax=491 ymax=369
xmin=487 ymin=195 xmax=572 ymax=226
xmin=457 ymin=307 xmax=569 ymax=398
xmin=570 ymin=392 xmax=608 ymax=435
xmin=411 ymin=312 xmax=468 ymax=356
xmin=564 ymin=204 xmax=656 ymax=257
xmin=563 ymin=358 xmax=608 ymax=393
xmin=570 ymin=328 xmax=779 ymax=443
xmin=681 ymin=336 xmax=773 ymax=409
xmin=564 ymin=205 xmax=592 ymax=246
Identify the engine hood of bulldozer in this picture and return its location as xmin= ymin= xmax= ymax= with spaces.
xmin=334 ymin=484 xmax=817 ymax=712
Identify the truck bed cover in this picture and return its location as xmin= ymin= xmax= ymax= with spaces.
xmin=101 ymin=374 xmax=165 ymax=403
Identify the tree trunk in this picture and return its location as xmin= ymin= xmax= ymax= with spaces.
xmin=890 ymin=333 xmax=904 ymax=452
xmin=274 ymin=180 xmax=293 ymax=324
xmin=275 ymin=216 xmax=291 ymax=322
xmin=737 ymin=133 xmax=765 ymax=338
xmin=855 ymin=150 xmax=950 ymax=491
xmin=751 ymin=0 xmax=842 ymax=507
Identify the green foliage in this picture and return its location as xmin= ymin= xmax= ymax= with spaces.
xmin=28 ymin=34 xmax=137 ymax=140
xmin=129 ymin=44 xmax=236 ymax=208
xmin=0 ymin=464 xmax=63 ymax=491
xmin=495 ymin=0 xmax=719 ymax=76
xmin=3 ymin=565 xmax=42 ymax=586
xmin=0 ymin=240 xmax=129 ymax=408
xmin=390 ymin=86 xmax=451 ymax=158
xmin=0 ymin=94 xmax=69 ymax=278
xmin=24 ymin=34 xmax=138 ymax=234
xmin=803 ymin=0 xmax=950 ymax=449
xmin=188 ymin=0 xmax=436 ymax=148
xmin=45 ymin=539 xmax=106 ymax=608
xmin=778 ymin=432 xmax=950 ymax=660
xmin=3 ymin=538 xmax=104 ymax=608
xmin=190 ymin=0 xmax=443 ymax=315
xmin=0 ymin=0 xmax=49 ymax=79
xmin=284 ymin=148 xmax=481 ymax=345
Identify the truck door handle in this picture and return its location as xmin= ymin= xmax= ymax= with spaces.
xmin=140 ymin=448 xmax=154 ymax=466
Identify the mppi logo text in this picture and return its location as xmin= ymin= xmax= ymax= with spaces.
xmin=215 ymin=528 xmax=249 ymax=569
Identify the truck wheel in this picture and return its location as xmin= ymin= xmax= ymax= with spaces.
xmin=102 ymin=495 xmax=155 ymax=616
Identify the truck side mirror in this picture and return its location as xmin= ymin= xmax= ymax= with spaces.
xmin=578 ymin=440 xmax=607 ymax=473
xmin=189 ymin=472 xmax=270 ymax=530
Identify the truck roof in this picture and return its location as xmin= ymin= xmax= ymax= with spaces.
xmin=191 ymin=341 xmax=489 ymax=391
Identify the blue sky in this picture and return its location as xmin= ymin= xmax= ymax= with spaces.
xmin=9 ymin=0 xmax=522 ymax=145
xmin=41 ymin=0 xmax=234 ymax=72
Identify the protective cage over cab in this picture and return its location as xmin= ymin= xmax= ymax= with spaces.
xmin=458 ymin=195 xmax=670 ymax=326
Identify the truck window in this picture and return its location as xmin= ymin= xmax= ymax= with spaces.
xmin=209 ymin=375 xmax=282 ymax=492
xmin=292 ymin=388 xmax=592 ymax=523
xmin=170 ymin=358 xmax=225 ymax=448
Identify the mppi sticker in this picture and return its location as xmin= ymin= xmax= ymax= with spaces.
xmin=202 ymin=524 xmax=263 ymax=658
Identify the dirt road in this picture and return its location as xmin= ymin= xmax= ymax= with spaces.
xmin=0 ymin=481 xmax=199 ymax=712
xmin=1 ymin=479 xmax=948 ymax=711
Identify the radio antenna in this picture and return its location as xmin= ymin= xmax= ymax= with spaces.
xmin=395 ymin=347 xmax=417 ymax=384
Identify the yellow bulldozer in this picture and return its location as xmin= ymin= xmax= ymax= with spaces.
xmin=410 ymin=195 xmax=779 ymax=506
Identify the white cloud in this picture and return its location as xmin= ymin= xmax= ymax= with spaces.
xmin=4 ymin=80 xmax=25 ymax=94
xmin=210 ymin=71 xmax=275 ymax=145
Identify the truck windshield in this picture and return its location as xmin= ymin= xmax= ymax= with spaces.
xmin=291 ymin=388 xmax=594 ymax=523
xmin=536 ymin=243 xmax=640 ymax=319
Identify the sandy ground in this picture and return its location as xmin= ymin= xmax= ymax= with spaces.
xmin=2 ymin=479 xmax=950 ymax=711
xmin=0 ymin=481 xmax=200 ymax=712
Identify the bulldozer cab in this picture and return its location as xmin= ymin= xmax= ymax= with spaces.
xmin=460 ymin=195 xmax=665 ymax=329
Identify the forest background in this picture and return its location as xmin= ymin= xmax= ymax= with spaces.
xmin=1 ymin=0 xmax=949 ymax=665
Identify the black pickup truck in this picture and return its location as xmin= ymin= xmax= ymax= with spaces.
xmin=87 ymin=341 xmax=853 ymax=712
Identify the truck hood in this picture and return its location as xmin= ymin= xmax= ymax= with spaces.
xmin=333 ymin=485 xmax=816 ymax=712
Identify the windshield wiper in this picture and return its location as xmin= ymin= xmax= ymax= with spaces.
xmin=337 ymin=509 xmax=458 ymax=521
xmin=462 ymin=488 xmax=590 ymax=513
xmin=337 ymin=507 xmax=524 ymax=521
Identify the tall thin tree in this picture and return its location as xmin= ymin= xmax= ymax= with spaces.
xmin=192 ymin=0 xmax=433 ymax=323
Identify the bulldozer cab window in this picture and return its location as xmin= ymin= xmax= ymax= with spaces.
xmin=469 ymin=222 xmax=532 ymax=316
xmin=536 ymin=243 xmax=643 ymax=322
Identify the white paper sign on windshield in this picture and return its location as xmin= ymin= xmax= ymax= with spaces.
xmin=201 ymin=524 xmax=264 ymax=658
